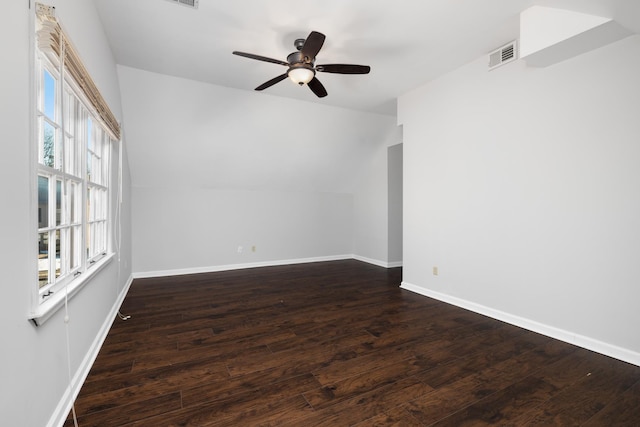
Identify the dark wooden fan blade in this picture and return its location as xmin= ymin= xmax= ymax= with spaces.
xmin=233 ymin=51 xmax=289 ymax=66
xmin=300 ymin=31 xmax=325 ymax=61
xmin=316 ymin=64 xmax=371 ymax=74
xmin=255 ymin=74 xmax=288 ymax=91
xmin=307 ymin=77 xmax=327 ymax=98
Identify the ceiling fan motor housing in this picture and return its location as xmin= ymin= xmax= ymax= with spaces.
xmin=294 ymin=38 xmax=306 ymax=51
xmin=286 ymin=51 xmax=315 ymax=85
xmin=287 ymin=51 xmax=313 ymax=65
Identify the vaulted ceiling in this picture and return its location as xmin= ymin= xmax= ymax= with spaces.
xmin=94 ymin=0 xmax=640 ymax=116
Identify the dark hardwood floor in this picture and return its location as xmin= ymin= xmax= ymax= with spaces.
xmin=66 ymin=260 xmax=640 ymax=426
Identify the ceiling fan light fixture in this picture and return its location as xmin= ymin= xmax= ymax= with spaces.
xmin=288 ymin=67 xmax=315 ymax=85
xmin=233 ymin=31 xmax=369 ymax=97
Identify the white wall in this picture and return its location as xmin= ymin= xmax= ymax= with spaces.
xmin=398 ymin=35 xmax=640 ymax=364
xmin=118 ymin=66 xmax=400 ymax=274
xmin=352 ymin=129 xmax=403 ymax=266
xmin=387 ymin=143 xmax=403 ymax=264
xmin=0 ymin=2 xmax=132 ymax=426
xmin=132 ymin=186 xmax=354 ymax=273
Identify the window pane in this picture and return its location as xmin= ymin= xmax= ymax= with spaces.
xmin=100 ymin=221 xmax=107 ymax=253
xmin=87 ymin=153 xmax=92 ymax=181
xmin=98 ymin=189 xmax=104 ymax=219
xmin=71 ymin=226 xmax=80 ymax=270
xmin=87 ymin=118 xmax=93 ymax=181
xmin=93 ymin=131 xmax=102 ymax=182
xmin=43 ymin=69 xmax=55 ymax=120
xmin=38 ymin=232 xmax=49 ymax=288
xmin=69 ymin=181 xmax=78 ymax=224
xmin=86 ymin=222 xmax=91 ymax=258
xmin=55 ymin=230 xmax=61 ymax=279
xmin=87 ymin=118 xmax=93 ymax=150
xmin=64 ymin=94 xmax=80 ymax=176
xmin=95 ymin=222 xmax=103 ymax=254
xmin=92 ymin=223 xmax=99 ymax=256
xmin=43 ymin=121 xmax=56 ymax=168
xmin=103 ymin=190 xmax=108 ymax=219
xmin=87 ymin=187 xmax=92 ymax=221
xmin=98 ymin=222 xmax=104 ymax=254
xmin=56 ymin=179 xmax=62 ymax=226
xmin=96 ymin=189 xmax=103 ymax=220
xmin=64 ymin=91 xmax=74 ymax=135
xmin=38 ymin=176 xmax=49 ymax=228
xmin=64 ymin=136 xmax=75 ymax=175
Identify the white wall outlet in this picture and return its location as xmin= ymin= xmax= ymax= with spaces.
xmin=433 ymin=266 xmax=439 ymax=276
xmin=237 ymin=246 xmax=243 ymax=253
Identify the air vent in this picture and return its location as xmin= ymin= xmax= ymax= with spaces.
xmin=165 ymin=0 xmax=199 ymax=8
xmin=488 ymin=40 xmax=518 ymax=70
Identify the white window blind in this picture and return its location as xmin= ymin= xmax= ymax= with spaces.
xmin=36 ymin=2 xmax=121 ymax=140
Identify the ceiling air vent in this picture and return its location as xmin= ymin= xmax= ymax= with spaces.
xmin=165 ymin=0 xmax=199 ymax=9
xmin=488 ymin=40 xmax=517 ymax=70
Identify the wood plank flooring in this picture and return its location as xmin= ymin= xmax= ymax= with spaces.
xmin=66 ymin=260 xmax=640 ymax=426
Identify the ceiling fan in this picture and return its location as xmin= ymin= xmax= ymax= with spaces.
xmin=232 ymin=31 xmax=370 ymax=98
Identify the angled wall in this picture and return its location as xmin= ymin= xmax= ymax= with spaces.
xmin=520 ymin=6 xmax=632 ymax=67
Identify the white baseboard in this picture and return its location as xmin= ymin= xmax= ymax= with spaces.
xmin=352 ymin=255 xmax=402 ymax=269
xmin=400 ymin=281 xmax=640 ymax=367
xmin=133 ymin=254 xmax=402 ymax=279
xmin=48 ymin=274 xmax=134 ymax=427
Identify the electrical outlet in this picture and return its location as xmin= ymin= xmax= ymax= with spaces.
xmin=237 ymin=246 xmax=243 ymax=253
xmin=251 ymin=245 xmax=256 ymax=252
xmin=433 ymin=266 xmax=438 ymax=276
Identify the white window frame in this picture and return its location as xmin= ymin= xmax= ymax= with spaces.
xmin=30 ymin=21 xmax=115 ymax=325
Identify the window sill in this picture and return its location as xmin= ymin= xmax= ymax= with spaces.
xmin=29 ymin=253 xmax=114 ymax=326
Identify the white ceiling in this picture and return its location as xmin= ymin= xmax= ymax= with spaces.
xmin=94 ymin=0 xmax=640 ymax=116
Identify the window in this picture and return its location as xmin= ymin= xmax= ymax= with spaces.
xmin=32 ymin=3 xmax=120 ymax=320
xmin=36 ymin=52 xmax=112 ymax=296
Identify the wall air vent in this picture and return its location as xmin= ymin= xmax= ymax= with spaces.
xmin=488 ymin=40 xmax=518 ymax=70
xmin=165 ymin=0 xmax=199 ymax=9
